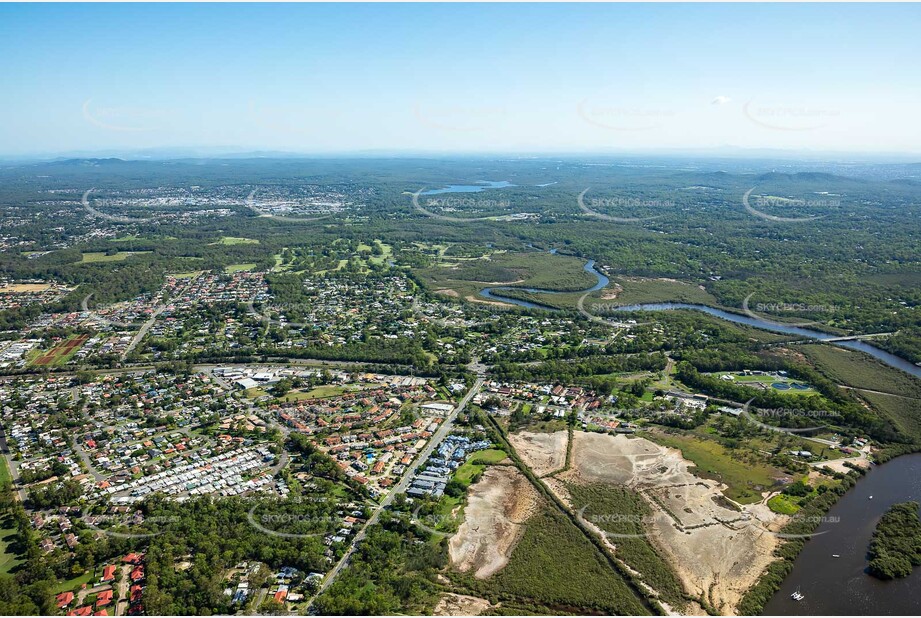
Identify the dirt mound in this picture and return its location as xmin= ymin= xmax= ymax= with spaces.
xmin=448 ymin=465 xmax=541 ymax=579
xmin=554 ymin=431 xmax=782 ymax=614
xmin=508 ymin=430 xmax=568 ymax=476
xmin=433 ymin=593 xmax=493 ymax=616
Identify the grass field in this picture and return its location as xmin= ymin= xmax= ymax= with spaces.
xmin=29 ymin=334 xmax=88 ymax=367
xmin=80 ymin=251 xmax=152 ymax=263
xmin=453 ymin=449 xmax=508 ymax=485
xmin=278 ymin=384 xmax=363 ymax=402
xmin=417 ymin=251 xmax=597 ymax=300
xmin=212 ymin=236 xmax=260 ymax=245
xmin=767 ymin=494 xmax=800 ymax=515
xmin=643 ymin=430 xmax=782 ymax=504
xmin=802 ymin=343 xmax=921 ymax=441
xmin=459 ymin=506 xmax=649 ymax=614
xmin=224 ymin=263 xmax=257 ymax=273
xmin=607 ymin=277 xmax=720 ymax=306
xmin=52 ymin=570 xmax=94 ymax=594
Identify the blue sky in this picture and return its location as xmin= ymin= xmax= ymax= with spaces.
xmin=1 ymin=2 xmax=920 ymax=156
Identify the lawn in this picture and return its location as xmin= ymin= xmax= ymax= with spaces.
xmin=278 ymin=385 xmax=362 ymax=402
xmin=52 ymin=570 xmax=94 ymax=594
xmin=643 ymin=430 xmax=782 ymax=504
xmin=80 ymin=251 xmax=152 ymax=263
xmin=0 ymin=511 xmax=24 ymax=575
xmin=225 ymin=263 xmax=257 ymax=273
xmin=170 ymin=271 xmax=202 ymax=279
xmin=0 ymin=455 xmax=11 ymax=486
xmin=453 ymin=449 xmax=508 ymax=485
xmin=767 ymin=494 xmax=800 ymax=515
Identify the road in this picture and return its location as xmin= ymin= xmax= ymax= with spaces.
xmin=120 ymin=305 xmax=166 ymax=361
xmin=308 ymin=377 xmax=484 ymax=607
xmin=0 ymin=427 xmax=27 ymax=502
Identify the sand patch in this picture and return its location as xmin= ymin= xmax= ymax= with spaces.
xmin=448 ymin=466 xmax=540 ymax=579
xmin=433 ymin=593 xmax=494 ymax=616
xmin=0 ymin=283 xmax=53 ymax=292
xmin=550 ymin=431 xmax=782 ymax=614
xmin=601 ymin=283 xmax=623 ymax=300
xmin=508 ymin=430 xmax=568 ymax=477
xmin=435 ymin=288 xmax=460 ymax=297
xmin=465 ymin=295 xmax=514 ymax=308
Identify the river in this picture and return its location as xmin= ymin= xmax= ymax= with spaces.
xmin=480 ymin=262 xmax=920 ymax=379
xmin=611 ymin=303 xmax=921 ymax=379
xmin=479 ymin=259 xmax=609 ymax=309
xmin=762 ymin=453 xmax=921 ymax=615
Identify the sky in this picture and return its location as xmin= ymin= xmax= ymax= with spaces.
xmin=1 ymin=2 xmax=920 ymax=157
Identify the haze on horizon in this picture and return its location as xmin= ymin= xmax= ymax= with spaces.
xmin=2 ymin=2 xmax=921 ymax=158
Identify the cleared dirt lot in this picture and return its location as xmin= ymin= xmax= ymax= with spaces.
xmin=535 ymin=431 xmax=782 ymax=614
xmin=507 ymin=430 xmax=568 ymax=476
xmin=448 ymin=465 xmax=541 ymax=579
xmin=433 ymin=593 xmax=494 ymax=616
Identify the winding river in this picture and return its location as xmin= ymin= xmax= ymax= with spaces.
xmin=481 ymin=264 xmax=920 ymax=379
xmin=611 ymin=303 xmax=921 ymax=379
xmin=479 ymin=259 xmax=609 ymax=309
xmin=482 ymin=256 xmax=921 ymax=612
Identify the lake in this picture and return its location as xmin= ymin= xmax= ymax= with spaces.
xmin=420 ymin=180 xmax=514 ymax=194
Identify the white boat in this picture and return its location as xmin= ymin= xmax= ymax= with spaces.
xmin=832 ymin=554 xmax=840 ymax=558
xmin=869 ymin=495 xmax=873 ymax=499
xmin=791 ymin=587 xmax=805 ymax=601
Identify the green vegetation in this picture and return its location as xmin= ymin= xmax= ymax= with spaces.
xmin=80 ymin=250 xmax=152 ymax=263
xmin=418 ymin=251 xmax=596 ymax=299
xmin=604 ymin=277 xmax=720 ymax=306
xmin=644 ymin=430 xmax=782 ymax=504
xmin=212 ymin=236 xmax=260 ymax=245
xmin=313 ymin=514 xmax=445 ymax=615
xmin=455 ymin=507 xmax=650 ymax=615
xmin=738 ymin=468 xmax=863 ymax=615
xmin=802 ymin=344 xmax=921 ymax=443
xmin=767 ymin=494 xmax=800 ymax=515
xmin=867 ymin=501 xmax=921 ymax=580
xmin=565 ymin=482 xmax=687 ymax=609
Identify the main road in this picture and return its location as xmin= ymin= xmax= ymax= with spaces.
xmin=308 ymin=377 xmax=484 ymax=606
